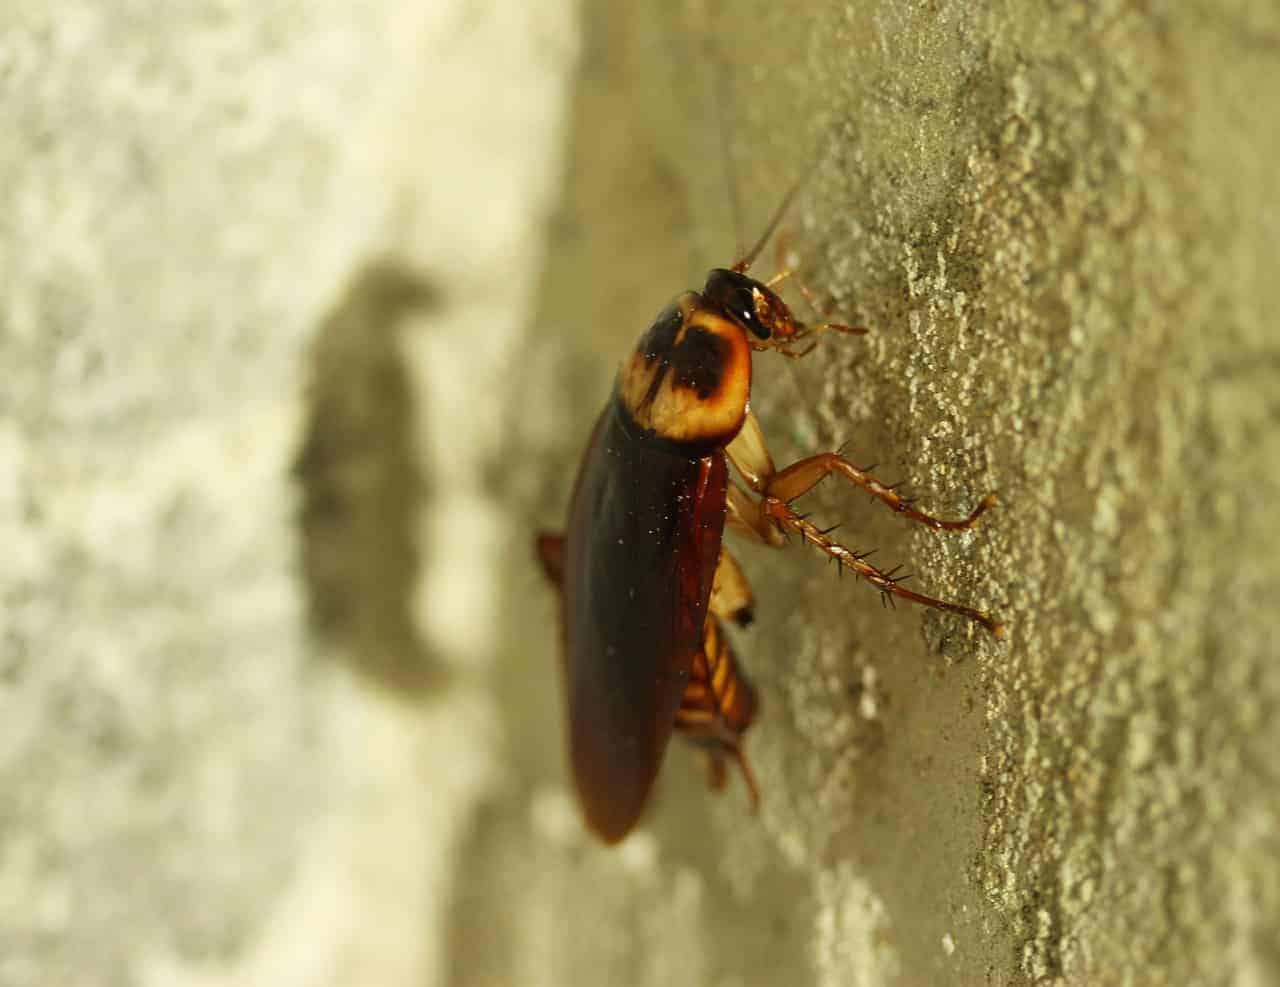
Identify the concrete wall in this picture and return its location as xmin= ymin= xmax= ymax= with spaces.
xmin=1 ymin=2 xmax=574 ymax=985
xmin=3 ymin=1 xmax=1278 ymax=986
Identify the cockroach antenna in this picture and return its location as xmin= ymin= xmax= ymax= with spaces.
xmin=731 ymin=135 xmax=837 ymax=274
xmin=712 ymin=31 xmax=833 ymax=278
xmin=715 ymin=50 xmax=746 ymax=263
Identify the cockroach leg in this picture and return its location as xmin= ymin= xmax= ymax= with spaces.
xmin=785 ymin=321 xmax=869 ymax=352
xmin=767 ymin=232 xmax=869 ymax=349
xmin=773 ymin=341 xmax=818 ymax=361
xmin=729 ymin=743 xmax=761 ymax=810
xmin=760 ymin=496 xmax=1005 ymax=637
xmin=535 ymin=532 xmax=566 ymax=586
xmin=724 ymin=416 xmax=1003 ymax=635
xmin=727 ymin=410 xmax=996 ymax=531
xmin=705 ymin=749 xmax=728 ymax=790
xmin=699 ymin=743 xmax=760 ymax=810
xmin=724 ymin=410 xmax=776 ymax=491
xmin=767 ymin=455 xmax=997 ymax=532
xmin=710 ymin=549 xmax=756 ymax=626
xmin=726 ymin=484 xmax=786 ymax=547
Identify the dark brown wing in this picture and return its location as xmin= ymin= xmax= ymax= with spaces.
xmin=559 ymin=400 xmax=728 ymax=843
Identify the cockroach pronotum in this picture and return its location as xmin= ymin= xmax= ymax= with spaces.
xmin=536 ymin=175 xmax=1004 ymax=845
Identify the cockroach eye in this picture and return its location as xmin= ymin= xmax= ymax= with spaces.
xmin=704 ymin=268 xmax=769 ymax=340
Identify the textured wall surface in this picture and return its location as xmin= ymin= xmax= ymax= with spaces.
xmin=3 ymin=1 xmax=1279 ymax=986
xmin=492 ymin=2 xmax=1280 ymax=985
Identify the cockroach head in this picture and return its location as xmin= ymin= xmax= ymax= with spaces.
xmin=703 ymin=268 xmax=799 ymax=343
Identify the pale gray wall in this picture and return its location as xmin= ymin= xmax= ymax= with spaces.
xmin=3 ymin=2 xmax=1278 ymax=986
xmin=0 ymin=2 xmax=573 ymax=985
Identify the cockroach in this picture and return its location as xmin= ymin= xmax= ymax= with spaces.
xmin=536 ymin=177 xmax=1003 ymax=845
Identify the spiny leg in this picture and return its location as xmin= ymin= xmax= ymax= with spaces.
xmin=726 ymin=483 xmax=789 ymax=549
xmin=760 ymin=496 xmax=1004 ymax=637
xmin=725 ymin=469 xmax=1003 ymax=636
xmin=768 ymin=455 xmax=997 ymax=532
xmin=726 ymin=409 xmax=996 ymax=531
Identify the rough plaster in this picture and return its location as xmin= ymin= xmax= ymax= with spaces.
xmin=4 ymin=1 xmax=1279 ymax=986
xmin=487 ymin=1 xmax=1280 ymax=985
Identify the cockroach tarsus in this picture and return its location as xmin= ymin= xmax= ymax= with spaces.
xmin=536 ymin=177 xmax=1004 ymax=845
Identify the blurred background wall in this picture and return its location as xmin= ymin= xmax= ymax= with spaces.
xmin=2 ymin=1 xmax=1279 ymax=986
xmin=1 ymin=2 xmax=574 ymax=984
